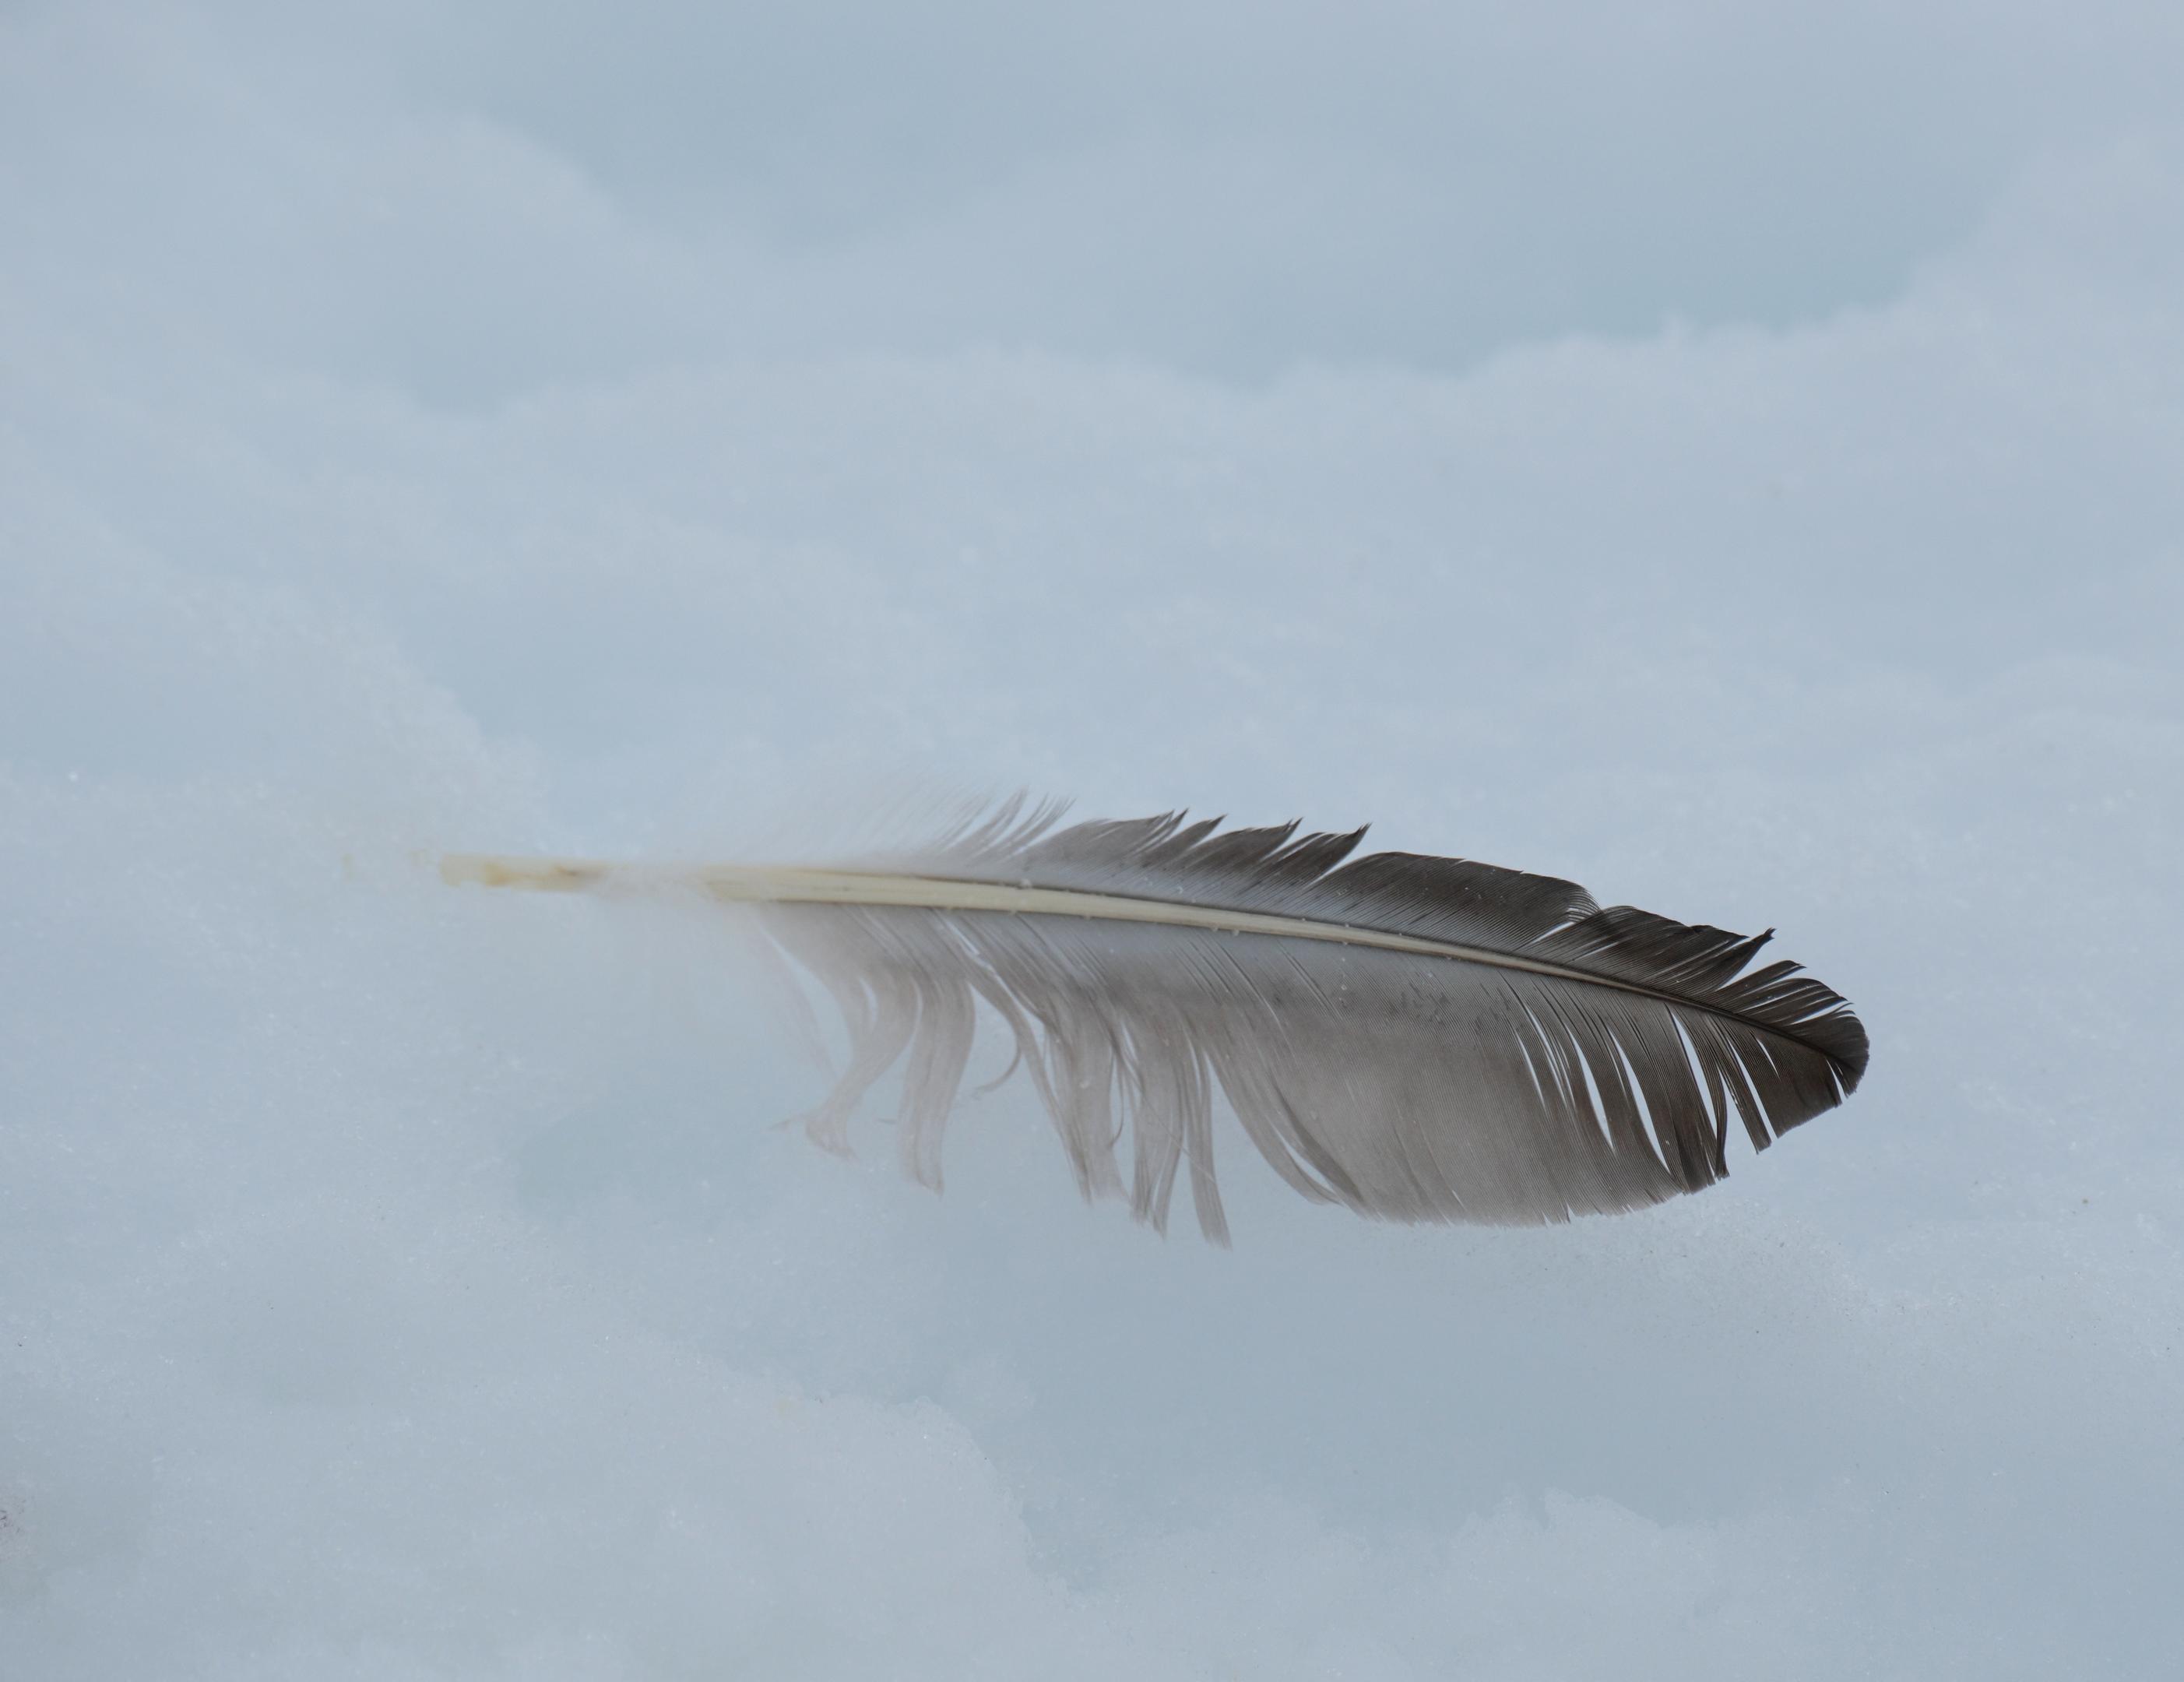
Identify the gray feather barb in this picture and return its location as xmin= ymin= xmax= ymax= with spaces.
xmin=441 ymin=797 xmax=1868 ymax=1244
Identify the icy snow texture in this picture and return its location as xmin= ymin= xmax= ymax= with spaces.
xmin=3 ymin=2 xmax=2182 ymax=1677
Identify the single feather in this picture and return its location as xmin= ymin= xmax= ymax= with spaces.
xmin=441 ymin=797 xmax=1867 ymax=1244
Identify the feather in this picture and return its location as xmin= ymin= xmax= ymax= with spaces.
xmin=441 ymin=797 xmax=1867 ymax=1243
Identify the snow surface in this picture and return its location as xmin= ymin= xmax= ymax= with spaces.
xmin=4 ymin=2 xmax=2182 ymax=1676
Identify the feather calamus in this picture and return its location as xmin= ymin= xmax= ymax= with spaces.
xmin=442 ymin=799 xmax=1868 ymax=1242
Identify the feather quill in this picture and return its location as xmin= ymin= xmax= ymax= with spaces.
xmin=442 ymin=797 xmax=1867 ymax=1242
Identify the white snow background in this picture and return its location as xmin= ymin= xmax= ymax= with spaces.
xmin=4 ymin=2 xmax=2182 ymax=1677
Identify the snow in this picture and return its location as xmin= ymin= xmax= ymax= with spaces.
xmin=3 ymin=2 xmax=2181 ymax=1675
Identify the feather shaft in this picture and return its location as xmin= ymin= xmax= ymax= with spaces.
xmin=440 ymin=852 xmax=1833 ymax=1055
